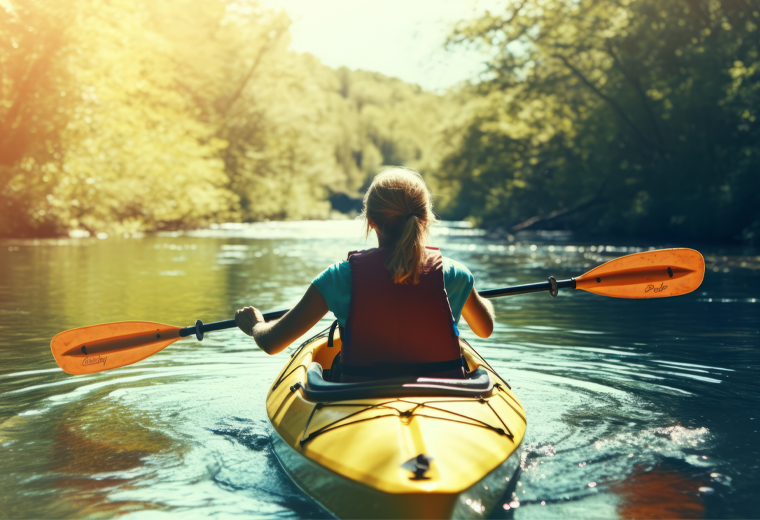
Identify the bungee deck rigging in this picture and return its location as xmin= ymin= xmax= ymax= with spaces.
xmin=296 ymin=392 xmax=518 ymax=446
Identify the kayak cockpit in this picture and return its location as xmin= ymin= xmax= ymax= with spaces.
xmin=302 ymin=363 xmax=493 ymax=401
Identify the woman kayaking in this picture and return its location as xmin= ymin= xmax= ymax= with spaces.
xmin=234 ymin=167 xmax=494 ymax=380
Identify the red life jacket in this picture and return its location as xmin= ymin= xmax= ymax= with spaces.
xmin=340 ymin=246 xmax=463 ymax=380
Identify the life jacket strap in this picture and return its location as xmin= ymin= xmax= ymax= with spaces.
xmin=327 ymin=319 xmax=339 ymax=348
xmin=339 ymin=357 xmax=463 ymax=379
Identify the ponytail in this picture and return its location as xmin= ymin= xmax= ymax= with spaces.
xmin=361 ymin=168 xmax=437 ymax=284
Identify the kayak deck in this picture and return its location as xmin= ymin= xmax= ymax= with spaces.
xmin=266 ymin=329 xmax=527 ymax=519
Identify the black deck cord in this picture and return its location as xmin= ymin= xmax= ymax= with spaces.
xmin=299 ymin=397 xmax=513 ymax=445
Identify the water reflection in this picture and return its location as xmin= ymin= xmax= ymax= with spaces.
xmin=612 ymin=462 xmax=706 ymax=519
xmin=0 ymin=221 xmax=758 ymax=518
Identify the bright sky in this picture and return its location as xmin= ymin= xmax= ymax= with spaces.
xmin=262 ymin=0 xmax=508 ymax=92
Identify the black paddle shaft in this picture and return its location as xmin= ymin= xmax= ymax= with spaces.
xmin=479 ymin=277 xmax=576 ymax=298
xmin=178 ymin=277 xmax=577 ymax=341
xmin=179 ymin=310 xmax=288 ymax=340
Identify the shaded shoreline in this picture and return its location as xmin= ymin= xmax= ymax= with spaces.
xmin=3 ymin=219 xmax=757 ymax=248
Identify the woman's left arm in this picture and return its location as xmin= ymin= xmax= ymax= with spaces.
xmin=235 ymin=284 xmax=329 ymax=355
xmin=461 ymin=287 xmax=494 ymax=338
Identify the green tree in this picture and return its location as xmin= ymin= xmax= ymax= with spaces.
xmin=2 ymin=0 xmax=236 ymax=236
xmin=438 ymin=0 xmax=760 ymax=242
xmin=0 ymin=0 xmax=74 ymax=236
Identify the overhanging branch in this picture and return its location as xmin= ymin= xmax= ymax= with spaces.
xmin=553 ymin=53 xmax=658 ymax=157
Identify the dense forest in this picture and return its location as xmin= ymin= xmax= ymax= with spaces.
xmin=1 ymin=0 xmax=759 ymax=243
xmin=0 ymin=0 xmax=450 ymax=237
xmin=432 ymin=0 xmax=760 ymax=243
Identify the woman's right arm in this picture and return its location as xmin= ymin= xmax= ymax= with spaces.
xmin=461 ymin=287 xmax=494 ymax=338
xmin=235 ymin=284 xmax=329 ymax=355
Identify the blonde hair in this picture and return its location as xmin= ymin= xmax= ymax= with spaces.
xmin=361 ymin=167 xmax=438 ymax=284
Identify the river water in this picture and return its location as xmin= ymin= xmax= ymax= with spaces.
xmin=0 ymin=220 xmax=758 ymax=519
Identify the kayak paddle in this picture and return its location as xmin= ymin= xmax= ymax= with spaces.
xmin=479 ymin=247 xmax=704 ymax=299
xmin=51 ymin=248 xmax=704 ymax=375
xmin=50 ymin=310 xmax=287 ymax=376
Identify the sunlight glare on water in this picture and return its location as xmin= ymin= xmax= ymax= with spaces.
xmin=0 ymin=221 xmax=758 ymax=518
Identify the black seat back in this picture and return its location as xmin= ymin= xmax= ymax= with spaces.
xmin=302 ymin=363 xmax=493 ymax=402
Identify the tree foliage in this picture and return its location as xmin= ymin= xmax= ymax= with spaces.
xmin=0 ymin=0 xmax=447 ymax=237
xmin=4 ymin=0 xmax=758 ymax=243
xmin=436 ymin=0 xmax=760 ymax=242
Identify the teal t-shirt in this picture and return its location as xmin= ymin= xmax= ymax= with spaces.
xmin=312 ymin=257 xmax=474 ymax=328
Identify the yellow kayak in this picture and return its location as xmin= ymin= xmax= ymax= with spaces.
xmin=266 ymin=329 xmax=527 ymax=519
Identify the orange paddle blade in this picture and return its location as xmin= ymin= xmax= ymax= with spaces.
xmin=575 ymin=248 xmax=704 ymax=299
xmin=51 ymin=321 xmax=182 ymax=375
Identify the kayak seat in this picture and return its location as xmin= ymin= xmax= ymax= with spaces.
xmin=302 ymin=362 xmax=493 ymax=402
